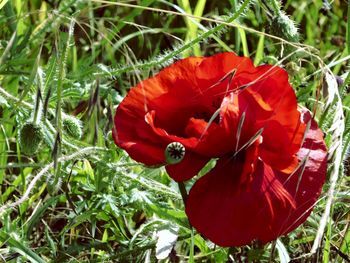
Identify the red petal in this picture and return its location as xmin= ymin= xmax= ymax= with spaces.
xmin=185 ymin=109 xmax=327 ymax=246
xmin=144 ymin=111 xmax=199 ymax=149
xmin=196 ymin=52 xmax=256 ymax=90
xmin=113 ymin=53 xmax=258 ymax=176
xmin=196 ymin=54 xmax=305 ymax=163
xmin=166 ymin=152 xmax=210 ymax=182
xmin=183 ymin=91 xmax=257 ymax=157
xmin=184 ymin=117 xmax=226 ymax=156
xmin=185 ymin=157 xmax=294 ymax=247
xmin=274 ymin=109 xmax=327 ymax=235
xmin=113 ymin=111 xmax=165 ymax=165
xmin=219 ymin=92 xmax=258 ymax=151
xmin=245 ymin=65 xmax=305 ymax=155
xmin=259 ymin=120 xmax=298 ymax=171
xmin=113 ymin=56 xmax=205 ymax=166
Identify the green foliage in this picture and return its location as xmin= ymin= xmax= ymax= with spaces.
xmin=0 ymin=0 xmax=349 ymax=262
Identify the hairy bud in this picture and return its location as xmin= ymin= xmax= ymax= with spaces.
xmin=63 ymin=115 xmax=82 ymax=139
xmin=271 ymin=13 xmax=299 ymax=43
xmin=19 ymin=122 xmax=44 ymax=155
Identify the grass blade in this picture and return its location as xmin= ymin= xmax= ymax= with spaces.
xmin=0 ymin=231 xmax=46 ymax=263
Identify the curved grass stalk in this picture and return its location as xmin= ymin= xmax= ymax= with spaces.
xmin=87 ymin=0 xmax=321 ymax=80
xmin=310 ymin=70 xmax=345 ymax=254
xmin=0 ymin=147 xmax=105 ymax=214
xmin=92 ymin=0 xmax=251 ymax=77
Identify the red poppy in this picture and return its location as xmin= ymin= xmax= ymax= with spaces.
xmin=113 ymin=52 xmax=327 ymax=246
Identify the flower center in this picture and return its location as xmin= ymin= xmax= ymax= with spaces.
xmin=165 ymin=142 xmax=185 ymax=164
xmin=192 ymin=96 xmax=224 ymax=123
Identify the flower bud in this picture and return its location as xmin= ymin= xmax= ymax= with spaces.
xmin=63 ymin=115 xmax=82 ymax=139
xmin=271 ymin=13 xmax=299 ymax=43
xmin=19 ymin=122 xmax=44 ymax=155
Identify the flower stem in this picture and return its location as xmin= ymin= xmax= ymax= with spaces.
xmin=269 ymin=0 xmax=282 ymax=15
xmin=178 ymin=182 xmax=188 ymax=203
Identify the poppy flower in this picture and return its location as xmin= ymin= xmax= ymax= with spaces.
xmin=113 ymin=52 xmax=327 ymax=247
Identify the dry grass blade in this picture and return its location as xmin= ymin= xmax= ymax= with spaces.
xmin=0 ymin=31 xmax=16 ymax=66
xmin=311 ymin=71 xmax=345 ymax=254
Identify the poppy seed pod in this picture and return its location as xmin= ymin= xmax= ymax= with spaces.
xmin=63 ymin=115 xmax=82 ymax=139
xmin=165 ymin=142 xmax=185 ymax=165
xmin=19 ymin=122 xmax=44 ymax=155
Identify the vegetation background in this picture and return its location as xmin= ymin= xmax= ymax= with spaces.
xmin=0 ymin=0 xmax=349 ymax=262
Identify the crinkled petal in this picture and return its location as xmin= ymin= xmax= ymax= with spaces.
xmin=196 ymin=54 xmax=305 ymax=164
xmin=272 ymin=109 xmax=327 ymax=235
xmin=184 ymin=117 xmax=227 ymax=156
xmin=245 ymin=65 xmax=306 ymax=155
xmin=219 ymin=92 xmax=258 ymax=151
xmin=144 ymin=111 xmax=199 ymax=149
xmin=185 ymin=109 xmax=327 ymax=247
xmin=196 ymin=52 xmax=257 ymax=91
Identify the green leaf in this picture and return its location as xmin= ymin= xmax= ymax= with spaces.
xmin=254 ymin=30 xmax=265 ymax=65
xmin=0 ymin=231 xmax=46 ymax=263
xmin=25 ymin=195 xmax=61 ymax=238
xmin=189 ymin=228 xmax=195 ymax=263
xmin=0 ymin=94 xmax=9 ymax=107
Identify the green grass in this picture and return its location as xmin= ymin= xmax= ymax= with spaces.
xmin=0 ymin=0 xmax=349 ymax=262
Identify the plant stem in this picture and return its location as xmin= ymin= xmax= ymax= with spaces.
xmin=269 ymin=0 xmax=281 ymax=15
xmin=178 ymin=182 xmax=188 ymax=203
